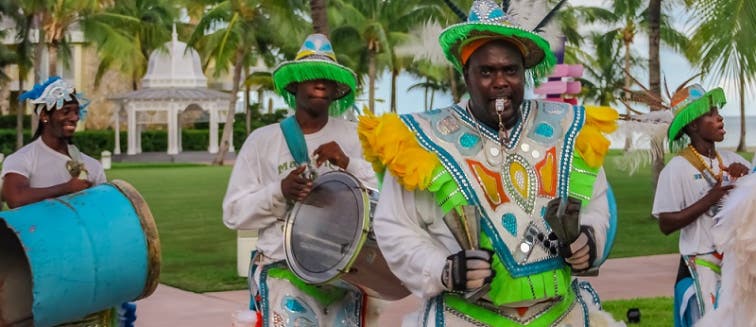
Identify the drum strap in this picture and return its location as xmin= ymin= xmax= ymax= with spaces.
xmin=280 ymin=116 xmax=309 ymax=165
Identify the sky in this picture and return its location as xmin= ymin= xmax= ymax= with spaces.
xmin=262 ymin=0 xmax=751 ymax=118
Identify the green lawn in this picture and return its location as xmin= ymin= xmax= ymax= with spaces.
xmin=603 ymin=297 xmax=673 ymax=326
xmin=101 ymin=151 xmax=754 ymax=292
xmin=106 ymin=164 xmax=245 ymax=292
xmin=603 ymin=153 xmax=679 ymax=258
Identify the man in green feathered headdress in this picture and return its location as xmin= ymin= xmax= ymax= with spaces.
xmin=652 ymin=84 xmax=750 ymax=327
xmin=222 ymin=33 xmax=379 ymax=326
xmin=361 ymin=0 xmax=624 ymax=325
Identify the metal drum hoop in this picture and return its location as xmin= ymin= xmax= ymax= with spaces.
xmin=283 ymin=170 xmax=372 ymax=284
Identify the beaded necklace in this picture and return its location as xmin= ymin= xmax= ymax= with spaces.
xmin=688 ymin=144 xmax=725 ymax=182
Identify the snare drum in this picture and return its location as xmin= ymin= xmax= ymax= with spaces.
xmin=284 ymin=171 xmax=410 ymax=300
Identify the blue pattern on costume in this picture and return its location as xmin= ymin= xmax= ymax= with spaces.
xmin=401 ymin=101 xmax=583 ymax=278
xmin=502 ymin=213 xmax=517 ymax=236
xmin=282 ymin=296 xmax=317 ymax=327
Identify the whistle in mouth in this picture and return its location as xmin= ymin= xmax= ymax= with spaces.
xmin=495 ymin=98 xmax=505 ymax=114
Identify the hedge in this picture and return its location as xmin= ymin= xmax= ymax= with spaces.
xmin=1 ymin=128 xmax=249 ymax=158
xmin=0 ymin=109 xmax=288 ymax=158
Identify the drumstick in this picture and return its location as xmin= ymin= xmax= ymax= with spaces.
xmin=457 ymin=207 xmax=475 ymax=250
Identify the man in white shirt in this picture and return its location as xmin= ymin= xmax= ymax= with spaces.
xmin=222 ymin=34 xmax=378 ymax=326
xmin=1 ymin=76 xmax=105 ymax=207
xmin=0 ymin=76 xmax=109 ymax=326
xmin=652 ymin=84 xmax=750 ymax=327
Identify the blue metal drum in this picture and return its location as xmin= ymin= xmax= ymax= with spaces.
xmin=0 ymin=180 xmax=160 ymax=327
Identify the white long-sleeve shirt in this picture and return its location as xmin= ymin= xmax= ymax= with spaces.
xmin=222 ymin=117 xmax=377 ymax=262
xmin=373 ymin=168 xmax=611 ymax=300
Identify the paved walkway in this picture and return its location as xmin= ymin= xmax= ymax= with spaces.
xmin=113 ymin=151 xmax=236 ymax=165
xmin=134 ymin=253 xmax=679 ymax=326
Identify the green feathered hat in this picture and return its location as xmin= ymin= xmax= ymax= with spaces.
xmin=272 ymin=33 xmax=357 ymax=116
xmin=438 ymin=0 xmax=556 ymax=82
xmin=667 ymin=84 xmax=726 ymax=148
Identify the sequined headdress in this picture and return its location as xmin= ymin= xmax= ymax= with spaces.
xmin=439 ymin=0 xmax=557 ymax=81
xmin=272 ymin=34 xmax=357 ymax=116
xmin=18 ymin=76 xmax=90 ymax=119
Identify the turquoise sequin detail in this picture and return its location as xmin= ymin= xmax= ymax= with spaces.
xmin=535 ymin=122 xmax=554 ymax=138
xmin=284 ymin=297 xmax=307 ymax=313
xmin=459 ymin=133 xmax=480 ymax=149
xmin=502 ymin=213 xmax=517 ymax=236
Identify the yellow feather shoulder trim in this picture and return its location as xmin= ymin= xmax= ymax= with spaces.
xmin=357 ymin=111 xmax=440 ymax=191
xmin=575 ymin=106 xmax=618 ymax=168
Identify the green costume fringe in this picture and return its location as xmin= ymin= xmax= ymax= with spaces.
xmin=667 ymin=87 xmax=726 ymax=149
xmin=272 ymin=60 xmax=357 ymax=116
xmin=439 ymin=23 xmax=557 ymax=84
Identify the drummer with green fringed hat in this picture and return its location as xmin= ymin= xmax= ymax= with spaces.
xmin=653 ymin=84 xmax=751 ymax=326
xmin=361 ymin=0 xmax=624 ymax=325
xmin=222 ymin=33 xmax=379 ymax=326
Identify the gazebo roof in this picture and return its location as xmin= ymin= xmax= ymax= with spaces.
xmin=110 ymin=87 xmax=231 ymax=102
xmin=109 ymin=24 xmax=232 ymax=104
xmin=142 ymin=25 xmax=206 ymax=88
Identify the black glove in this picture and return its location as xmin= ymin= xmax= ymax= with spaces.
xmin=561 ymin=225 xmax=597 ymax=272
xmin=441 ymin=249 xmax=494 ymax=292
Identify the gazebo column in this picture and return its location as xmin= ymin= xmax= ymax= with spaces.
xmin=136 ymin=123 xmax=143 ymax=154
xmin=114 ymin=105 xmax=121 ymax=155
xmin=209 ymin=107 xmax=219 ymax=154
xmin=167 ymin=105 xmax=179 ymax=155
xmin=127 ymin=107 xmax=137 ymax=155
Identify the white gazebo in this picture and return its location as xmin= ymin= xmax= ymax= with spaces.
xmin=109 ymin=26 xmax=233 ymax=155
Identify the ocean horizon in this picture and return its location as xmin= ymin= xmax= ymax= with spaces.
xmin=609 ymin=115 xmax=755 ymax=151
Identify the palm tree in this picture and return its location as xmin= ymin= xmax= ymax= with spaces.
xmin=688 ymin=0 xmax=756 ymax=152
xmin=329 ymin=0 xmax=441 ymax=113
xmin=570 ymin=32 xmax=627 ymax=108
xmin=243 ymin=70 xmax=274 ymax=134
xmin=1 ymin=1 xmax=35 ymax=149
xmin=80 ymin=0 xmax=178 ymax=90
xmin=187 ymin=0 xmax=306 ymax=165
xmin=26 ymin=0 xmax=107 ymax=76
xmin=310 ymin=0 xmax=329 ymax=35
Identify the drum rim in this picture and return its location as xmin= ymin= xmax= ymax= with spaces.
xmin=110 ymin=179 xmax=162 ymax=300
xmin=283 ymin=171 xmax=371 ymax=284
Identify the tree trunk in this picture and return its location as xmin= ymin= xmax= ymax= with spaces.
xmin=390 ymin=68 xmax=398 ymax=113
xmin=213 ymin=48 xmax=245 ymax=165
xmin=48 ymin=43 xmax=58 ymax=77
xmin=648 ymin=0 xmax=661 ymax=109
xmin=31 ymin=23 xmax=45 ymax=136
xmin=310 ymin=0 xmax=329 ymax=36
xmin=244 ymin=66 xmax=251 ymax=135
xmin=368 ymin=51 xmax=376 ymax=112
xmin=16 ymin=78 xmax=24 ymax=149
xmin=737 ymin=71 xmax=746 ymax=152
xmin=623 ymin=40 xmax=632 ymax=152
xmin=648 ymin=0 xmax=664 ymax=190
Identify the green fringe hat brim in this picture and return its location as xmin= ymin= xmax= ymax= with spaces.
xmin=272 ymin=60 xmax=357 ymax=116
xmin=667 ymin=87 xmax=726 ymax=147
xmin=439 ymin=22 xmax=556 ymax=83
